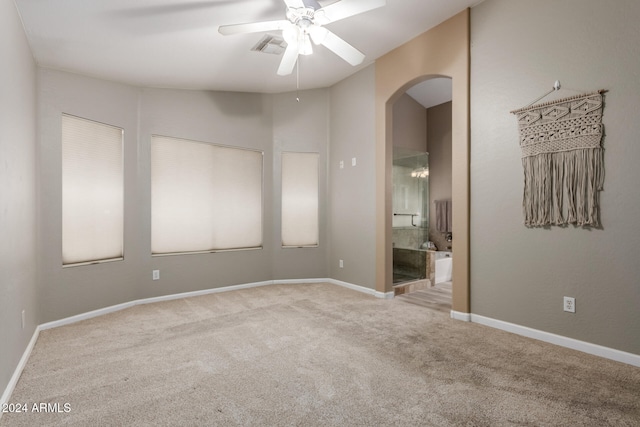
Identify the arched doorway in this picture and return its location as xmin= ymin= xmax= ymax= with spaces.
xmin=391 ymin=78 xmax=453 ymax=310
xmin=374 ymin=10 xmax=470 ymax=317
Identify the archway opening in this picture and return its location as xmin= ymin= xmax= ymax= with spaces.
xmin=390 ymin=77 xmax=453 ymax=312
xmin=374 ymin=9 xmax=469 ymax=317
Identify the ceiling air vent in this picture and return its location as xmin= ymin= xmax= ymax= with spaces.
xmin=251 ymin=35 xmax=286 ymax=55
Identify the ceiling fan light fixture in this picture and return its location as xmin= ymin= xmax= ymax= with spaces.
xmin=299 ymin=34 xmax=313 ymax=55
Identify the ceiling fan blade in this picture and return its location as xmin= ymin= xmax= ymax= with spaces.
xmin=283 ymin=0 xmax=305 ymax=9
xmin=302 ymin=0 xmax=322 ymax=10
xmin=218 ymin=20 xmax=290 ymax=35
xmin=320 ymin=29 xmax=365 ymax=66
xmin=320 ymin=0 xmax=385 ymax=23
xmin=277 ymin=43 xmax=299 ymax=76
xmin=308 ymin=25 xmax=327 ymax=45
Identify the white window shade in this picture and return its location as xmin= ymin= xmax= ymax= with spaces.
xmin=62 ymin=114 xmax=124 ymax=265
xmin=151 ymin=135 xmax=263 ymax=255
xmin=281 ymin=152 xmax=319 ymax=247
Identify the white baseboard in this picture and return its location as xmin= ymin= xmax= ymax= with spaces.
xmin=470 ymin=314 xmax=640 ymax=368
xmin=328 ymin=278 xmax=394 ymax=299
xmin=273 ymin=278 xmax=328 ymax=285
xmin=39 ymin=301 xmax=137 ymax=331
xmin=0 ymin=327 xmax=40 ymax=417
xmin=139 ymin=280 xmax=275 ymax=306
xmin=450 ymin=310 xmax=471 ymax=321
xmin=274 ymin=278 xmax=393 ymax=299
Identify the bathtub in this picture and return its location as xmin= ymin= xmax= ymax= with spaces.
xmin=435 ymin=251 xmax=452 ymax=284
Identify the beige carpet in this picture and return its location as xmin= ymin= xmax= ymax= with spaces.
xmin=2 ymin=283 xmax=639 ymax=426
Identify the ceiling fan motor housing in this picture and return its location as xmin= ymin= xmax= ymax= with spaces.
xmin=287 ymin=7 xmax=318 ymax=28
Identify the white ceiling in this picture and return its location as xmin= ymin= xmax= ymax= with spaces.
xmin=14 ymin=0 xmax=478 ymax=94
xmin=406 ymin=77 xmax=452 ymax=109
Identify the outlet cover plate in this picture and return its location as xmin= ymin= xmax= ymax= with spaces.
xmin=563 ymin=296 xmax=575 ymax=313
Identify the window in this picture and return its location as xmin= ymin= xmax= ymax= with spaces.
xmin=62 ymin=114 xmax=124 ymax=265
xmin=151 ymin=135 xmax=263 ymax=255
xmin=281 ymin=152 xmax=319 ymax=247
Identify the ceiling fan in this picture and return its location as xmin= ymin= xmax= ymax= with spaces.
xmin=218 ymin=0 xmax=386 ymax=76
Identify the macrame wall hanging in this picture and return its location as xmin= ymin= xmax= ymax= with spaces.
xmin=511 ymin=84 xmax=606 ymax=227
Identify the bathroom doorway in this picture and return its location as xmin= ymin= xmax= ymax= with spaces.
xmin=374 ymin=9 xmax=469 ymax=317
xmin=392 ymin=79 xmax=453 ymax=309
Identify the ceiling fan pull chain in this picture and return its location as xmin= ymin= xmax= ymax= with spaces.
xmin=296 ymin=59 xmax=300 ymax=102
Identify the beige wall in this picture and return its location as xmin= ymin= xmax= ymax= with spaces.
xmin=0 ymin=0 xmax=39 ymax=400
xmin=376 ymin=10 xmax=470 ymax=311
xmin=329 ymin=65 xmax=377 ymax=288
xmin=470 ymin=0 xmax=640 ymax=354
xmin=427 ymin=101 xmax=453 ymax=251
xmin=392 ymin=94 xmax=427 ymax=153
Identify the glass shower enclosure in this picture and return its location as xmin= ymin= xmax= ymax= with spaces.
xmin=392 ymin=150 xmax=429 ymax=284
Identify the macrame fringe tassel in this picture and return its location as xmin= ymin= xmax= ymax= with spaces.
xmin=522 ymin=148 xmax=604 ymax=227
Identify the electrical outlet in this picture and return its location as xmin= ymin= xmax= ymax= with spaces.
xmin=21 ymin=310 xmax=25 ymax=329
xmin=339 ymin=160 xmax=344 ymax=169
xmin=352 ymin=157 xmax=357 ymax=166
xmin=339 ymin=259 xmax=344 ymax=268
xmin=563 ymin=296 xmax=576 ymax=313
xmin=152 ymin=270 xmax=160 ymax=280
